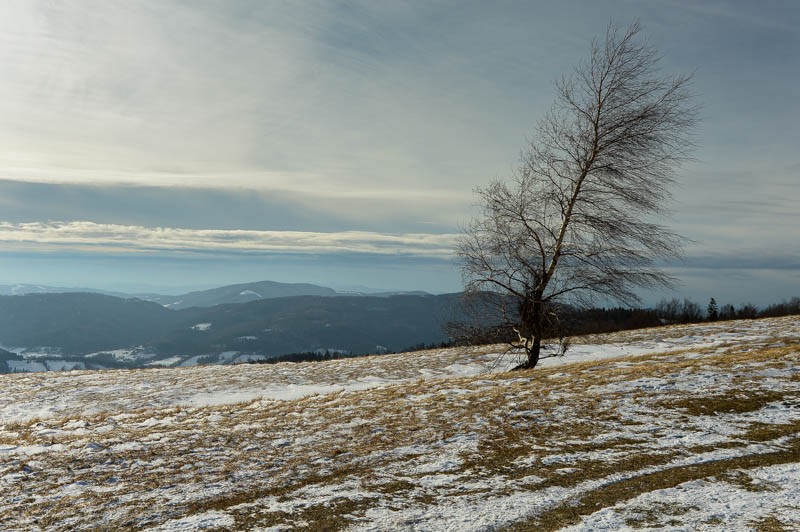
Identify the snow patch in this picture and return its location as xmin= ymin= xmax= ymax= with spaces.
xmin=146 ymin=510 xmax=235 ymax=531
xmin=238 ymin=290 xmax=263 ymax=298
xmin=146 ymin=356 xmax=182 ymax=367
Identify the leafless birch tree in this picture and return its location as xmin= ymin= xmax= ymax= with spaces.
xmin=457 ymin=21 xmax=698 ymax=369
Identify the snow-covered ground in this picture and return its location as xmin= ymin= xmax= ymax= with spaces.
xmin=84 ymin=347 xmax=157 ymax=362
xmin=0 ymin=315 xmax=798 ymax=530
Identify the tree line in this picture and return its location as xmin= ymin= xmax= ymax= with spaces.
xmin=236 ymin=296 xmax=799 ymax=362
xmin=445 ymin=295 xmax=800 ymax=352
xmin=656 ymin=296 xmax=800 ymax=324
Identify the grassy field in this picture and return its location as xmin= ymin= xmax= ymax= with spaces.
xmin=1 ymin=316 xmax=799 ymax=530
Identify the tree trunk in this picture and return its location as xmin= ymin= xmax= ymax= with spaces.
xmin=512 ymin=298 xmax=543 ymax=370
xmin=511 ymin=337 xmax=541 ymax=371
xmin=528 ymin=336 xmax=541 ymax=368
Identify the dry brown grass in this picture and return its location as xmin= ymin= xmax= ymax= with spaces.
xmin=1 ymin=316 xmax=798 ymax=530
xmin=661 ymin=390 xmax=790 ymax=417
xmin=753 ymin=515 xmax=795 ymax=532
xmin=509 ymin=436 xmax=800 ymax=531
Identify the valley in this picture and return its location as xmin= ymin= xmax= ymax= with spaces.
xmin=0 ymin=283 xmax=459 ymax=373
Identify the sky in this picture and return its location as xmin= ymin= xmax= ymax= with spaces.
xmin=0 ymin=0 xmax=798 ymax=304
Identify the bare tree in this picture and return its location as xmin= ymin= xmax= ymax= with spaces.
xmin=457 ymin=21 xmax=697 ymax=369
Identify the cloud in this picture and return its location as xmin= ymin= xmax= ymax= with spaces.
xmin=0 ymin=2 xmax=798 ymax=300
xmin=0 ymin=221 xmax=458 ymax=258
xmin=0 ymin=179 xmax=469 ymax=234
xmin=0 ymin=1 xmax=543 ymax=194
xmin=1 ymin=2 xmax=798 ymax=214
xmin=678 ymin=251 xmax=800 ymax=271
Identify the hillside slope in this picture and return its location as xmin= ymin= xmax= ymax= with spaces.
xmin=148 ymin=280 xmax=338 ymax=309
xmin=159 ymin=293 xmax=460 ymax=357
xmin=0 ymin=293 xmax=181 ymax=354
xmin=0 ymin=293 xmax=462 ymax=371
xmin=1 ymin=316 xmax=798 ymax=530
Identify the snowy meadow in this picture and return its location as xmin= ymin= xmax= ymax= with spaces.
xmin=1 ymin=316 xmax=799 ymax=530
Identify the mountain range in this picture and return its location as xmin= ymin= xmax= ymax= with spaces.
xmin=0 ymin=280 xmax=430 ymax=308
xmin=0 ymin=280 xmax=461 ymax=373
xmin=144 ymin=280 xmax=339 ymax=309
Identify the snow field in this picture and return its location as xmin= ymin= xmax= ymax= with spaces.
xmin=0 ymin=315 xmax=798 ymax=530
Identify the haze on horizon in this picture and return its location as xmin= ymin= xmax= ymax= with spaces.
xmin=0 ymin=1 xmax=798 ymax=306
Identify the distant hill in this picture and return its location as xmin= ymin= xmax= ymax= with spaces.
xmin=146 ymin=280 xmax=338 ymax=309
xmin=337 ymin=289 xmax=432 ymax=298
xmin=0 ymin=280 xmax=432 ymax=310
xmin=156 ymin=293 xmax=461 ymax=357
xmin=0 ymin=293 xmax=182 ymax=355
xmin=0 ymin=283 xmax=135 ymax=298
xmin=0 ymin=292 xmax=463 ymax=372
